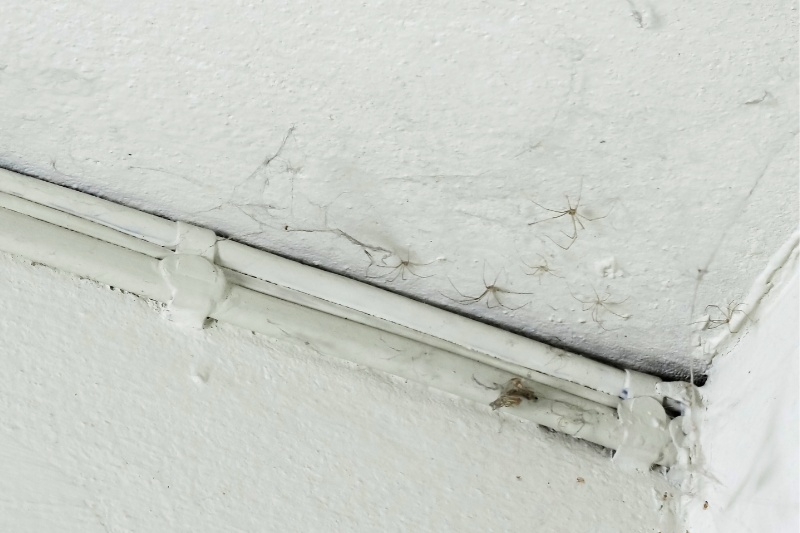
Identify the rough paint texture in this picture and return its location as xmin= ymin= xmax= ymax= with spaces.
xmin=0 ymin=252 xmax=678 ymax=532
xmin=686 ymin=259 xmax=799 ymax=532
xmin=0 ymin=1 xmax=797 ymax=380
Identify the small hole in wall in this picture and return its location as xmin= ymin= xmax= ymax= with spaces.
xmin=663 ymin=398 xmax=684 ymax=418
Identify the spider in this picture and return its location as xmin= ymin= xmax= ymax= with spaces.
xmin=701 ymin=301 xmax=750 ymax=333
xmin=522 ymin=254 xmax=563 ymax=283
xmin=443 ymin=264 xmax=533 ymax=310
xmin=571 ymin=287 xmax=630 ymax=330
xmin=364 ymin=249 xmax=435 ymax=282
xmin=528 ymin=180 xmax=611 ymax=250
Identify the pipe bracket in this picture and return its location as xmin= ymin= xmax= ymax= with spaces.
xmin=159 ymin=223 xmax=228 ymax=328
xmin=613 ymin=397 xmax=675 ymax=470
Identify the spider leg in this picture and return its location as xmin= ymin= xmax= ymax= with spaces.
xmin=521 ymin=258 xmax=535 ymax=272
xmin=529 ymin=198 xmax=568 ymax=215
xmin=501 ymin=299 xmax=531 ymax=311
xmin=578 ymin=211 xmax=610 ymax=222
xmin=442 ymin=292 xmax=483 ymax=305
xmin=486 ymin=292 xmax=501 ymax=309
xmin=386 ymin=265 xmax=404 ymax=283
xmin=364 ymin=249 xmax=378 ymax=277
xmin=558 ymin=215 xmax=580 ymax=244
xmin=579 ymin=200 xmax=616 ymax=222
xmin=498 ymin=286 xmax=535 ymax=296
xmin=364 ymin=249 xmax=398 ymax=279
xmin=489 ymin=265 xmax=502 ymax=288
xmin=594 ymin=317 xmax=621 ymax=332
xmin=597 ymin=291 xmax=629 ymax=318
xmin=528 ymin=212 xmax=568 ymax=226
xmin=365 ymin=264 xmax=388 ymax=279
xmin=492 ymin=291 xmax=530 ymax=311
xmin=574 ymin=178 xmax=584 ymax=208
xmin=602 ymin=306 xmax=630 ymax=319
xmin=548 ymin=233 xmax=577 ymax=250
xmin=367 ymin=257 xmax=401 ymax=280
xmin=729 ymin=305 xmax=751 ymax=321
xmin=569 ymin=289 xmax=591 ymax=305
xmin=404 ymin=264 xmax=434 ymax=279
xmin=414 ymin=258 xmax=438 ymax=267
xmin=443 ymin=279 xmax=486 ymax=305
xmin=590 ymin=304 xmax=601 ymax=323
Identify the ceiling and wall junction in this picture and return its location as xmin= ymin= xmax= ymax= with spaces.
xmin=0 ymin=2 xmax=796 ymax=376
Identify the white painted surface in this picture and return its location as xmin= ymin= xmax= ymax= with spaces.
xmin=685 ymin=254 xmax=799 ymax=532
xmin=0 ymin=168 xmax=667 ymax=410
xmin=1 ymin=202 xmax=662 ymax=459
xmin=0 ymin=252 xmax=679 ymax=532
xmin=0 ymin=1 xmax=796 ymax=379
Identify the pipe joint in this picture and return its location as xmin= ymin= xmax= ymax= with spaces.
xmin=160 ymin=223 xmax=228 ymax=328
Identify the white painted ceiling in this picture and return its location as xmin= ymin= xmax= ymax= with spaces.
xmin=0 ymin=0 xmax=796 ymax=380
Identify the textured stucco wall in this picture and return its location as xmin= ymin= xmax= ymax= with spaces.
xmin=687 ymin=254 xmax=799 ymax=532
xmin=0 ymin=1 xmax=796 ymax=380
xmin=0 ymin=251 xmax=679 ymax=532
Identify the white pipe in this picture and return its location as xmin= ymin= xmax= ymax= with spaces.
xmin=215 ymin=240 xmax=661 ymax=402
xmin=0 ymin=206 xmax=169 ymax=301
xmin=221 ymin=268 xmax=620 ymax=407
xmin=3 ymin=176 xmax=618 ymax=405
xmin=0 ymin=191 xmax=170 ymax=259
xmin=0 ymin=168 xmax=662 ymax=405
xmin=0 ymin=205 xmax=661 ymax=459
xmin=0 ymin=168 xmax=178 ymax=247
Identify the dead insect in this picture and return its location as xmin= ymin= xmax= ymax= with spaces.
xmin=491 ymin=395 xmax=523 ymax=410
xmin=577 ymin=477 xmax=585 ymax=484
xmin=490 ymin=378 xmax=538 ymax=410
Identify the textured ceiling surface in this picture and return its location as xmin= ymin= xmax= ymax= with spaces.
xmin=0 ymin=0 xmax=797 ymax=380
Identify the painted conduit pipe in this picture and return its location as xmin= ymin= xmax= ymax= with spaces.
xmin=0 ymin=169 xmax=179 ymax=248
xmin=0 ymin=191 xmax=171 ymax=259
xmin=0 ymin=179 xmax=621 ymax=409
xmin=0 ymin=206 xmax=677 ymax=465
xmin=0 ymin=169 xmax=661 ymax=404
xmin=219 ymin=268 xmax=621 ymax=408
xmin=216 ymin=240 xmax=660 ymax=403
xmin=0 ymin=181 xmax=618 ymax=409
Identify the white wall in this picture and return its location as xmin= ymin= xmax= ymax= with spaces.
xmin=0 ymin=251 xmax=678 ymax=532
xmin=687 ymin=257 xmax=799 ymax=532
xmin=1 ymin=0 xmax=796 ymax=380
